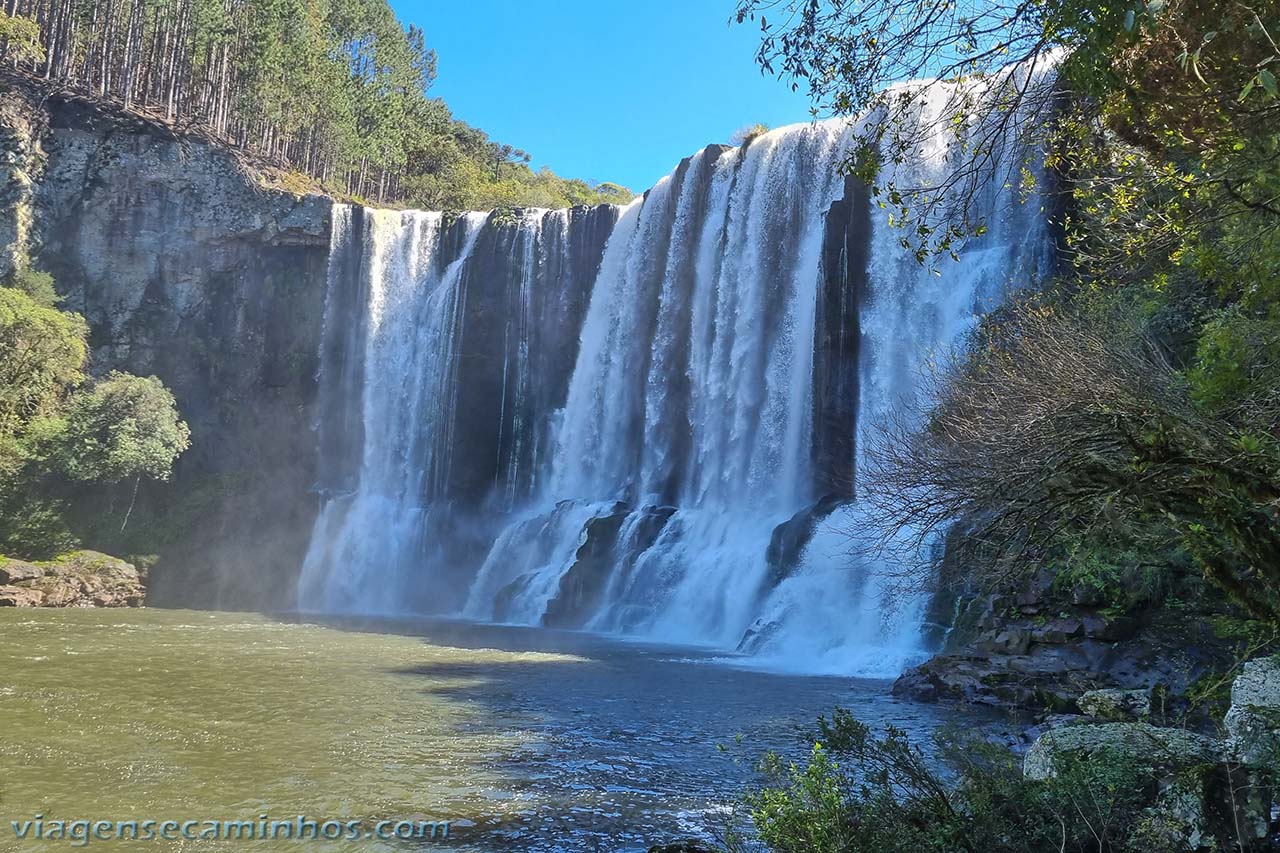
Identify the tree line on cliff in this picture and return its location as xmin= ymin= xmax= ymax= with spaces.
xmin=0 ymin=0 xmax=631 ymax=209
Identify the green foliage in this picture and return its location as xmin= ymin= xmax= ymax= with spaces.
xmin=1051 ymin=531 xmax=1199 ymax=615
xmin=747 ymin=744 xmax=858 ymax=851
xmin=5 ymin=268 xmax=60 ymax=308
xmin=49 ymin=372 xmax=191 ymax=484
xmin=0 ymin=277 xmax=189 ymax=559
xmin=0 ymin=495 xmax=76 ymax=558
xmin=740 ymin=710 xmax=1197 ymax=853
xmin=0 ymin=285 xmax=86 ymax=444
xmin=0 ymin=12 xmax=46 ymax=65
xmin=1187 ymin=306 xmax=1280 ymax=412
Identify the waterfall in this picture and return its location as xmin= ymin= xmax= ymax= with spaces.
xmin=298 ymin=208 xmax=488 ymax=612
xmin=299 ymin=67 xmax=1056 ymax=675
xmin=740 ymin=78 xmax=1055 ymax=675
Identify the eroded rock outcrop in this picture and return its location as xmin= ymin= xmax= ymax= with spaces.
xmin=1017 ymin=660 xmax=1280 ymax=850
xmin=0 ymin=551 xmax=144 ymax=607
xmin=1078 ymin=687 xmax=1153 ymax=721
xmin=1225 ymin=655 xmax=1280 ymax=767
xmin=1022 ymin=722 xmax=1220 ymax=781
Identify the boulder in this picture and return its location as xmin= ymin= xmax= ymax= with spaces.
xmin=1023 ymin=722 xmax=1220 ymax=781
xmin=1031 ymin=617 xmax=1084 ymax=644
xmin=1013 ymin=568 xmax=1055 ymax=611
xmin=1078 ymin=688 xmax=1152 ymax=722
xmin=11 ymin=551 xmax=145 ymax=608
xmin=892 ymin=652 xmax=1107 ymax=712
xmin=988 ymin=628 xmax=1032 ymax=655
xmin=1133 ymin=777 xmax=1209 ymax=851
xmin=0 ymin=558 xmax=43 ymax=585
xmin=1224 ymin=655 xmax=1280 ymax=767
xmin=0 ymin=585 xmax=45 ymax=607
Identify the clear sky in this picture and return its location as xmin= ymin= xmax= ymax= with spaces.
xmin=389 ymin=0 xmax=816 ymax=193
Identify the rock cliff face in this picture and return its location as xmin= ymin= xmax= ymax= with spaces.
xmin=0 ymin=77 xmax=334 ymax=608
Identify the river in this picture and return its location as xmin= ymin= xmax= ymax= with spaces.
xmin=0 ymin=608 xmax=988 ymax=851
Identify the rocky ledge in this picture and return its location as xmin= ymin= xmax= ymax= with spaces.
xmin=0 ymin=551 xmax=145 ymax=607
xmin=893 ymin=569 xmax=1234 ymax=716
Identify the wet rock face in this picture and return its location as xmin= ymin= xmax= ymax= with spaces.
xmin=0 ymin=82 xmax=334 ymax=609
xmin=759 ymin=494 xmax=845 ymax=598
xmin=541 ymin=503 xmax=676 ymax=629
xmin=812 ymin=174 xmax=868 ymax=499
xmin=447 ymin=206 xmax=619 ymax=508
xmin=0 ymin=551 xmax=144 ymax=607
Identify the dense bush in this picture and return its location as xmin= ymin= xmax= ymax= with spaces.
xmin=736 ymin=710 xmax=1268 ymax=853
xmin=0 ymin=278 xmax=188 ymax=558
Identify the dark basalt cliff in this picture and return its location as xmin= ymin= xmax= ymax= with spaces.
xmin=0 ymin=79 xmax=334 ymax=609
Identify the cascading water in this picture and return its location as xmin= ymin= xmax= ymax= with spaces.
xmin=299 ymin=203 xmax=618 ymax=613
xmin=465 ymin=124 xmax=851 ymax=648
xmin=298 ymin=208 xmax=488 ymax=613
xmin=299 ymin=66 xmax=1057 ymax=675
xmin=742 ymin=78 xmax=1055 ymax=675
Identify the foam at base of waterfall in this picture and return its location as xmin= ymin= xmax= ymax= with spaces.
xmin=586 ymin=508 xmax=778 ymax=648
xmin=728 ymin=505 xmax=932 ymax=678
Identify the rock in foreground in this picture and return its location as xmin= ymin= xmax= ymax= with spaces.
xmin=1225 ymin=655 xmax=1280 ymax=767
xmin=1022 ymin=722 xmax=1220 ymax=781
xmin=0 ymin=551 xmax=144 ymax=607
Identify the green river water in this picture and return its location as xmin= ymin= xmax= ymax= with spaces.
xmin=0 ymin=608 xmax=980 ymax=852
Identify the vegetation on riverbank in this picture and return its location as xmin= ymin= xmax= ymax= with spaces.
xmin=0 ymin=273 xmax=188 ymax=559
xmin=732 ymin=701 xmax=1276 ymax=853
xmin=0 ymin=2 xmax=631 ymax=209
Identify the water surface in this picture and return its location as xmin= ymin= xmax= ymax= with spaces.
xmin=1 ymin=609 xmax=974 ymax=851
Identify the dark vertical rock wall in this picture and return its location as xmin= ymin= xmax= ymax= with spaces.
xmin=813 ymin=175 xmax=870 ymax=500
xmin=447 ymin=205 xmax=619 ymax=508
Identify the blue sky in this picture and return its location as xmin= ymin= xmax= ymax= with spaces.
xmin=390 ymin=0 xmax=816 ymax=192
